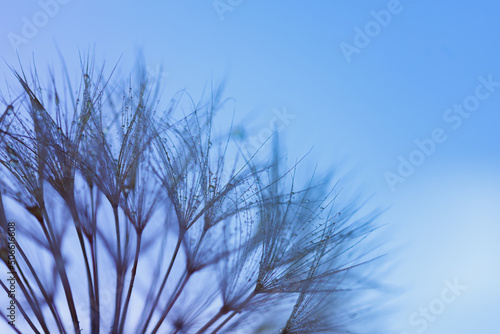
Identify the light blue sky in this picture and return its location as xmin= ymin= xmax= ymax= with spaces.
xmin=1 ymin=1 xmax=500 ymax=333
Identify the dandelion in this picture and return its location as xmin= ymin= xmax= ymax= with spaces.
xmin=0 ymin=55 xmax=383 ymax=333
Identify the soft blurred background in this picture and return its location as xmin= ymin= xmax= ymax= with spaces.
xmin=1 ymin=1 xmax=500 ymax=333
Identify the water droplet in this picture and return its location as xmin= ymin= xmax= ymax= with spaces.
xmin=9 ymin=159 xmax=19 ymax=167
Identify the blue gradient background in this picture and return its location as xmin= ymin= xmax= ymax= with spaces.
xmin=1 ymin=1 xmax=500 ymax=333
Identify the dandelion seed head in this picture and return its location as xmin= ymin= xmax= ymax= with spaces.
xmin=0 ymin=59 xmax=381 ymax=334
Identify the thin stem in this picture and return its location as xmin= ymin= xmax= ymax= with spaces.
xmin=23 ymin=205 xmax=62 ymax=325
xmin=0 ymin=280 xmax=41 ymax=334
xmin=67 ymin=195 xmax=96 ymax=331
xmin=111 ymin=204 xmax=123 ymax=334
xmin=135 ymin=227 xmax=168 ymax=333
xmin=41 ymin=208 xmax=81 ymax=333
xmin=16 ymin=243 xmax=65 ymax=333
xmin=19 ymin=205 xmax=66 ymax=332
xmin=212 ymin=310 xmax=238 ymax=334
xmin=195 ymin=309 xmax=225 ymax=334
xmin=0 ymin=194 xmax=60 ymax=332
xmin=118 ymin=232 xmax=142 ymax=334
xmin=90 ymin=239 xmax=99 ymax=334
xmin=90 ymin=187 xmax=100 ymax=334
xmin=0 ymin=312 xmax=23 ymax=333
xmin=140 ymin=234 xmax=183 ymax=333
xmin=150 ymin=271 xmax=192 ymax=334
xmin=52 ymin=236 xmax=80 ymax=333
xmin=9 ymin=259 xmax=49 ymax=332
xmin=197 ymin=291 xmax=257 ymax=334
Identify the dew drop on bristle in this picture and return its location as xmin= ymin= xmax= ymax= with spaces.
xmin=9 ymin=159 xmax=19 ymax=167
